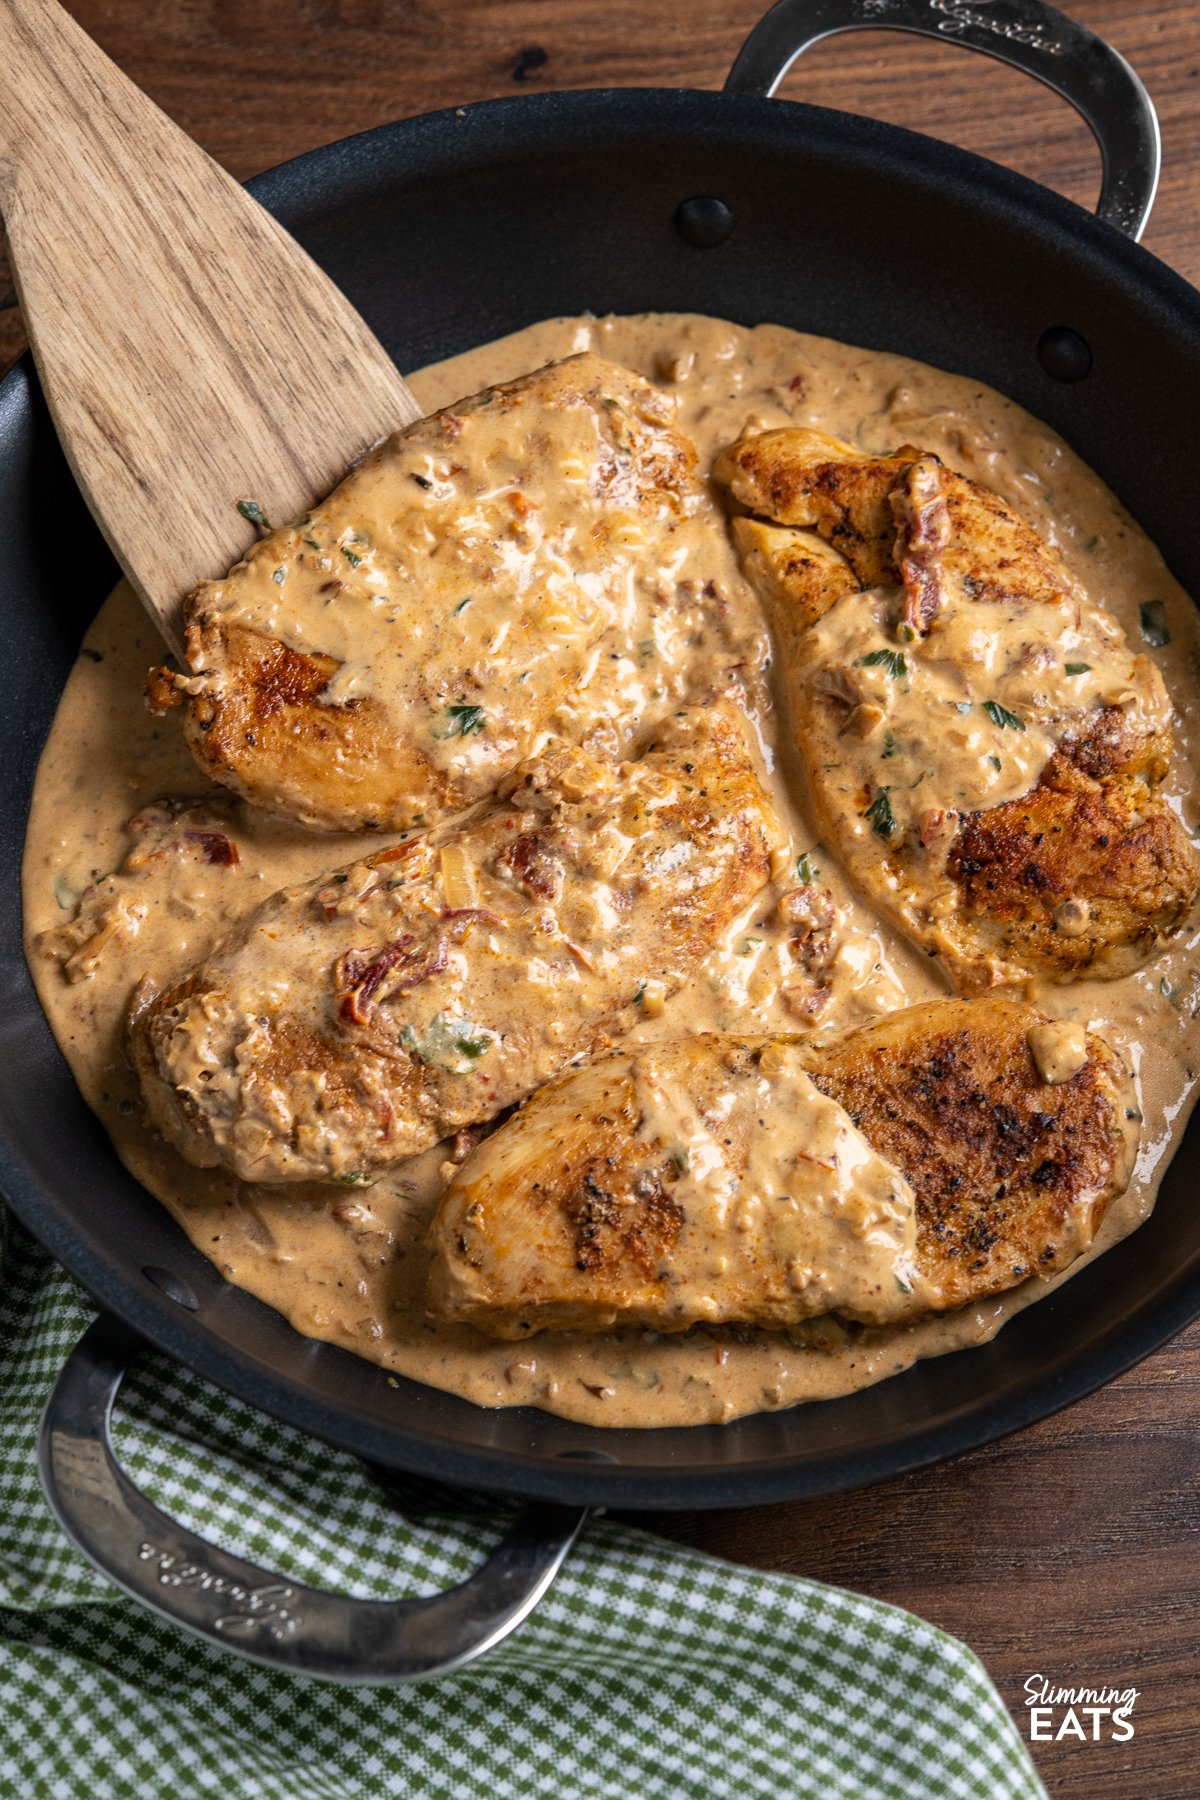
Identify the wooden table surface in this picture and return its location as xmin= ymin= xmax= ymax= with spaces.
xmin=7 ymin=3 xmax=1199 ymax=1793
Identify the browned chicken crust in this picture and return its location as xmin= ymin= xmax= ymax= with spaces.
xmin=715 ymin=426 xmax=1197 ymax=989
xmin=729 ymin=517 xmax=858 ymax=632
xmin=947 ymin=733 xmax=1198 ymax=980
xmin=715 ymin=429 xmax=917 ymax=589
xmin=715 ymin=427 xmax=1072 ymax=618
xmin=148 ymin=354 xmax=702 ymax=832
xmin=803 ymin=999 xmax=1132 ymax=1312
xmin=147 ymin=623 xmax=458 ymax=839
xmin=129 ymin=704 xmax=776 ymax=1183
xmin=428 ymin=1000 xmax=1135 ymax=1338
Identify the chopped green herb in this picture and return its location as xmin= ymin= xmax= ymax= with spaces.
xmin=432 ymin=701 xmax=487 ymax=740
xmin=236 ymin=498 xmax=272 ymax=532
xmin=302 ymin=535 xmax=321 ymax=551
xmin=453 ymin=596 xmax=473 ymax=616
xmin=341 ymin=546 xmax=363 ymax=567
xmin=881 ymin=731 xmax=899 ymax=760
xmin=854 ymin=648 xmax=908 ymax=678
xmin=633 ymin=982 xmax=647 ymax=1005
xmin=336 ymin=1172 xmax=374 ymax=1188
xmin=736 ymin=936 xmax=762 ymax=956
xmin=864 ymin=787 xmax=896 ymax=839
xmin=983 ymin=699 xmax=1025 ymax=732
xmin=669 ymin=1149 xmax=690 ymax=1177
xmin=1140 ymin=600 xmax=1170 ymax=647
xmin=897 ymin=622 xmax=919 ymax=644
xmin=332 ymin=872 xmax=348 ymax=884
xmin=1064 ymin=661 xmax=1091 ymax=676
xmin=400 ymin=1013 xmax=495 ymax=1071
xmin=795 ymin=852 xmax=819 ymax=885
xmin=894 ymin=1273 xmax=913 ymax=1295
xmin=272 ymin=567 xmax=286 ymax=586
xmin=988 ymin=754 xmax=1002 ymax=772
xmin=445 ymin=702 xmax=485 ymax=737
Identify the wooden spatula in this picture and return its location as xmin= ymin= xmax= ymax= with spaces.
xmin=0 ymin=0 xmax=422 ymax=658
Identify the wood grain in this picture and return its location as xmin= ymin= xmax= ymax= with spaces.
xmin=5 ymin=3 xmax=1200 ymax=1792
xmin=0 ymin=0 xmax=419 ymax=655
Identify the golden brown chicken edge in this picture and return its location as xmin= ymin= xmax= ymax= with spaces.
xmin=125 ymin=703 xmax=778 ymax=1187
xmin=144 ymin=352 xmax=701 ymax=834
xmin=426 ymin=1001 xmax=1137 ymax=1340
xmin=714 ymin=425 xmax=1200 ymax=993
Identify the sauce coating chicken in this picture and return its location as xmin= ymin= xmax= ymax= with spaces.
xmin=129 ymin=704 xmax=776 ymax=1183
xmin=428 ymin=1000 xmax=1135 ymax=1337
xmin=28 ymin=311 xmax=1200 ymax=1429
xmin=714 ymin=427 xmax=1198 ymax=990
xmin=147 ymin=354 xmax=713 ymax=832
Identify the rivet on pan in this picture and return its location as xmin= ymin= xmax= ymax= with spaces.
xmin=142 ymin=1264 xmax=199 ymax=1310
xmin=1038 ymin=326 xmax=1092 ymax=383
xmin=555 ymin=1447 xmax=620 ymax=1464
xmin=675 ymin=196 xmax=734 ymax=248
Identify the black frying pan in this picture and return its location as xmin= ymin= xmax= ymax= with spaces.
xmin=6 ymin=0 xmax=1200 ymax=1679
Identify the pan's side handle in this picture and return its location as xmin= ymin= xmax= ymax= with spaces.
xmin=38 ymin=1316 xmax=587 ymax=1683
xmin=725 ymin=0 xmax=1160 ymax=239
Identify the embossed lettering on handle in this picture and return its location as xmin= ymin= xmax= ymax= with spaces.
xmin=725 ymin=0 xmax=1160 ymax=239
xmin=136 ymin=1542 xmax=303 ymax=1641
xmin=928 ymin=0 xmax=1063 ymax=53
xmin=39 ymin=1317 xmax=587 ymax=1683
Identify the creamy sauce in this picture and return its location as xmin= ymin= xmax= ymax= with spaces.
xmin=792 ymin=541 xmax=1175 ymax=986
xmin=433 ymin=1036 xmax=926 ymax=1335
xmin=1027 ymin=1018 xmax=1090 ymax=1085
xmin=125 ymin=710 xmax=775 ymax=1184
xmin=181 ymin=356 xmax=736 ymax=825
xmin=803 ymin=585 xmax=1167 ymax=835
xmin=628 ymin=1040 xmax=924 ymax=1322
xmin=22 ymin=312 xmax=1200 ymax=1427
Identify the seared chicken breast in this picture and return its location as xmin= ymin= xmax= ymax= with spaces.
xmin=718 ymin=428 xmax=1074 ymax=619
xmin=429 ymin=1000 xmax=1134 ymax=1337
xmin=714 ymin=428 xmax=1197 ymax=990
xmin=802 ymin=1000 xmax=1133 ymax=1312
xmin=148 ymin=354 xmax=707 ymax=832
xmin=130 ymin=705 xmax=776 ymax=1183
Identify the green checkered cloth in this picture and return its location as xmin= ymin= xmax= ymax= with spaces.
xmin=0 ymin=1213 xmax=1045 ymax=1799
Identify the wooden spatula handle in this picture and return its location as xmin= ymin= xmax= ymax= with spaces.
xmin=0 ymin=0 xmax=421 ymax=656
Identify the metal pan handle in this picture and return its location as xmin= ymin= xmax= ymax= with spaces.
xmin=38 ymin=1316 xmax=587 ymax=1683
xmin=725 ymin=0 xmax=1160 ymax=239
